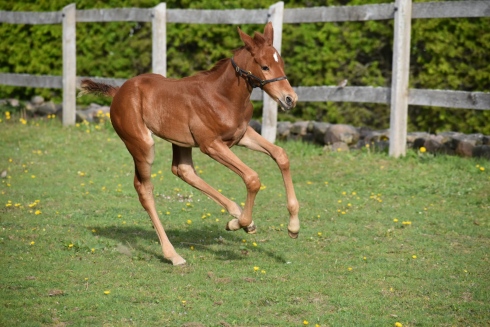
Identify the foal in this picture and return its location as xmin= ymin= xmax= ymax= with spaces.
xmin=80 ymin=23 xmax=300 ymax=265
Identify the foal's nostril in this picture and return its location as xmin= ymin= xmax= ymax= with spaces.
xmin=285 ymin=96 xmax=293 ymax=106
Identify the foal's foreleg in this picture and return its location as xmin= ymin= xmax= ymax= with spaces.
xmin=238 ymin=126 xmax=300 ymax=238
xmin=200 ymin=141 xmax=260 ymax=233
xmin=171 ymin=145 xmax=243 ymax=219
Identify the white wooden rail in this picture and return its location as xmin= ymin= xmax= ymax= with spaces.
xmin=0 ymin=1 xmax=489 ymax=156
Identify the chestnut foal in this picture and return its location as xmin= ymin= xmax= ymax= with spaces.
xmin=80 ymin=23 xmax=299 ymax=265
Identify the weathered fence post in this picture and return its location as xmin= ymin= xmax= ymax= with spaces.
xmin=261 ymin=1 xmax=284 ymax=143
xmin=152 ymin=3 xmax=166 ymax=77
xmin=389 ymin=0 xmax=412 ymax=157
xmin=62 ymin=3 xmax=76 ymax=126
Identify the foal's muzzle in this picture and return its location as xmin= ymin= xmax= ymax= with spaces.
xmin=278 ymin=93 xmax=297 ymax=111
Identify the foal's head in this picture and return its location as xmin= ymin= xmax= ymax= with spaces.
xmin=237 ymin=22 xmax=297 ymax=111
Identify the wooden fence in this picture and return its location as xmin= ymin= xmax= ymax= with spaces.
xmin=0 ymin=0 xmax=489 ymax=157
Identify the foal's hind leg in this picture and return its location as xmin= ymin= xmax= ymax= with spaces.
xmin=171 ymin=145 xmax=255 ymax=233
xmin=122 ymin=136 xmax=186 ymax=265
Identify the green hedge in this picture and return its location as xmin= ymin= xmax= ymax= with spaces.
xmin=0 ymin=0 xmax=488 ymax=133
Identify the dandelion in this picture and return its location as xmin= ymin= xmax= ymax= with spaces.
xmin=261 ymin=270 xmax=266 ymax=274
xmin=92 ymin=229 xmax=97 ymax=233
xmin=260 ymin=184 xmax=267 ymax=190
xmin=190 ymin=246 xmax=194 ymax=250
xmin=395 ymin=323 xmax=403 ymax=327
xmin=419 ymin=147 xmax=427 ymax=153
xmin=393 ymin=218 xmax=398 ymax=223
xmin=68 ymin=243 xmax=74 ymax=248
xmin=34 ymin=210 xmax=41 ymax=215
xmin=166 ymin=211 xmax=170 ymax=215
xmin=186 ymin=219 xmax=192 ymax=225
xmin=351 ymin=191 xmax=356 ymax=195
xmin=363 ymin=256 xmax=367 ymax=260
xmin=31 ymin=175 xmax=36 ymax=179
xmin=30 ymin=241 xmax=35 ymax=245
xmin=181 ymin=300 xmax=187 ymax=305
xmin=91 ymin=248 xmax=95 ymax=253
xmin=103 ymin=290 xmax=111 ymax=295
xmin=117 ymin=214 xmax=122 ymax=218
xmin=402 ymin=221 xmax=412 ymax=226
xmin=253 ymin=266 xmax=260 ymax=272
xmin=252 ymin=242 xmax=257 ymax=247
xmin=480 ymin=166 xmax=485 ymax=172
xmin=306 ymin=181 xmax=312 ymax=185
xmin=303 ymin=320 xmax=309 ymax=325
xmin=240 ymin=202 xmax=245 ymax=207
xmin=242 ymin=239 xmax=246 ymax=243
xmin=317 ymin=232 xmax=322 ymax=237
xmin=348 ymin=267 xmax=353 ymax=271
xmin=186 ymin=202 xmax=191 ymax=207
xmin=221 ymin=209 xmax=225 ymax=213
xmin=412 ymin=255 xmax=417 ymax=259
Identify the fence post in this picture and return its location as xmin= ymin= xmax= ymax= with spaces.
xmin=261 ymin=1 xmax=284 ymax=143
xmin=62 ymin=3 xmax=76 ymax=126
xmin=389 ymin=0 xmax=412 ymax=157
xmin=152 ymin=3 xmax=166 ymax=76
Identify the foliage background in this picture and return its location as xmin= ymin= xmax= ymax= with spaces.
xmin=0 ymin=0 xmax=489 ymax=134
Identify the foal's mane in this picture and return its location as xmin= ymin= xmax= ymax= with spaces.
xmin=198 ymin=46 xmax=246 ymax=77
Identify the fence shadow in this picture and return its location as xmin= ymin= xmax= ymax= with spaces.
xmin=89 ymin=223 xmax=288 ymax=265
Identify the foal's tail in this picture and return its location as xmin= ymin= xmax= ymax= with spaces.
xmin=79 ymin=79 xmax=119 ymax=98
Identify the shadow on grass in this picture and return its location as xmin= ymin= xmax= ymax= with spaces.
xmin=89 ymin=223 xmax=288 ymax=265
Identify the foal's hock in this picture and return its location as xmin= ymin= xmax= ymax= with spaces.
xmin=79 ymin=23 xmax=300 ymax=265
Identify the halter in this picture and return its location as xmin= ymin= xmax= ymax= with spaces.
xmin=230 ymin=57 xmax=288 ymax=89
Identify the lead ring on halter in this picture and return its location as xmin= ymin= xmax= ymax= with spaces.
xmin=230 ymin=57 xmax=288 ymax=89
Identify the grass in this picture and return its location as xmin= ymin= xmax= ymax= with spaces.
xmin=1 ymin=115 xmax=489 ymax=327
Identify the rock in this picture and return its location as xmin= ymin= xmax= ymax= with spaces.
xmin=424 ymin=138 xmax=444 ymax=154
xmin=76 ymin=110 xmax=92 ymax=122
xmin=276 ymin=121 xmax=291 ymax=140
xmin=311 ymin=122 xmax=331 ymax=144
xmin=290 ymin=121 xmax=310 ymax=136
xmin=249 ymin=120 xmax=261 ymax=134
xmin=407 ymin=132 xmax=430 ymax=146
xmin=372 ymin=140 xmax=389 ymax=152
xmin=472 ymin=145 xmax=490 ymax=159
xmin=364 ymin=129 xmax=389 ymax=143
xmin=36 ymin=101 xmax=57 ymax=115
xmin=324 ymin=141 xmax=350 ymax=152
xmin=324 ymin=124 xmax=359 ymax=145
xmin=31 ymin=95 xmax=44 ymax=106
xmin=8 ymin=99 xmax=19 ymax=107
xmin=455 ymin=140 xmax=475 ymax=157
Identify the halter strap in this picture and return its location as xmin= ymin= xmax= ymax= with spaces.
xmin=230 ymin=57 xmax=288 ymax=89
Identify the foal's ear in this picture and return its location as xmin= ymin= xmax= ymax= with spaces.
xmin=263 ymin=22 xmax=274 ymax=46
xmin=238 ymin=26 xmax=257 ymax=55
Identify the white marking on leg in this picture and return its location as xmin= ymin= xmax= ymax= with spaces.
xmin=273 ymin=52 xmax=279 ymax=63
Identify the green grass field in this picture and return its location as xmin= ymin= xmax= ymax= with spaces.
xmin=1 ymin=116 xmax=489 ymax=327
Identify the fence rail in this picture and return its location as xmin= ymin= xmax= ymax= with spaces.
xmin=0 ymin=1 xmax=489 ymax=156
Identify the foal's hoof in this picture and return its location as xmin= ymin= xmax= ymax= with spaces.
xmin=288 ymin=231 xmax=299 ymax=239
xmin=243 ymin=222 xmax=257 ymax=234
xmin=169 ymin=255 xmax=187 ymax=266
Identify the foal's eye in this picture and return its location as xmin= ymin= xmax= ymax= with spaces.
xmin=261 ymin=66 xmax=270 ymax=71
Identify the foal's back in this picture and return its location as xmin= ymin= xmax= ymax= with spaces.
xmin=110 ymin=67 xmax=252 ymax=148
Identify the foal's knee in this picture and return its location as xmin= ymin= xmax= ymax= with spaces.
xmin=274 ymin=147 xmax=290 ymax=171
xmin=244 ymin=172 xmax=261 ymax=194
